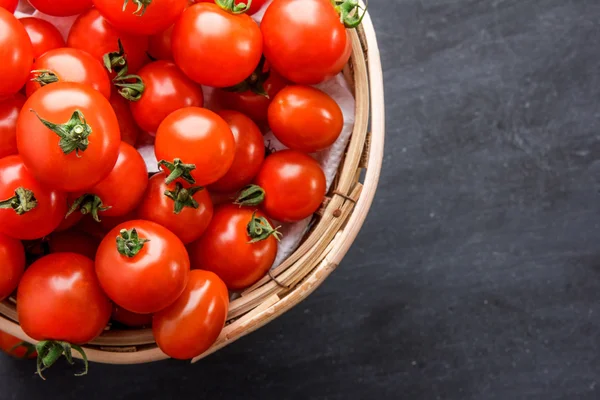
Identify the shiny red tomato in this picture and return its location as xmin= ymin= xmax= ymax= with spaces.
xmin=153 ymin=269 xmax=228 ymax=359
xmin=209 ymin=111 xmax=265 ymax=193
xmin=268 ymin=85 xmax=343 ymax=153
xmin=54 ymin=209 xmax=83 ymax=233
xmin=172 ymin=3 xmax=262 ymax=87
xmin=130 ymin=61 xmax=204 ymax=133
xmin=109 ymin=89 xmax=141 ymax=146
xmin=0 ymin=94 xmax=25 ymax=159
xmin=0 ymin=234 xmax=25 ymax=301
xmin=255 ymin=150 xmax=326 ymax=222
xmin=25 ymin=48 xmax=112 ymax=99
xmin=155 ymin=107 xmax=235 ymax=186
xmin=95 ymin=220 xmax=190 ymax=314
xmin=137 ymin=172 xmax=213 ymax=244
xmin=189 ymin=205 xmax=279 ymax=290
xmin=0 ymin=9 xmax=33 ymax=97
xmin=93 ymin=0 xmax=188 ymax=35
xmin=47 ymin=230 xmax=100 ymax=260
xmin=148 ymin=24 xmax=174 ymax=61
xmin=68 ymin=9 xmax=149 ymax=74
xmin=0 ymin=331 xmax=36 ymax=359
xmin=68 ymin=142 xmax=148 ymax=221
xmin=193 ymin=0 xmax=266 ymax=15
xmin=0 ymin=0 xmax=17 ymax=13
xmin=261 ymin=0 xmax=354 ymax=84
xmin=20 ymin=18 xmax=65 ymax=60
xmin=28 ymin=0 xmax=92 ymax=16
xmin=112 ymin=305 xmax=152 ymax=327
xmin=0 ymin=155 xmax=67 ymax=240
xmin=16 ymin=82 xmax=121 ymax=192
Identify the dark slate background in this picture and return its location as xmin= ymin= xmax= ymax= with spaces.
xmin=3 ymin=0 xmax=600 ymax=398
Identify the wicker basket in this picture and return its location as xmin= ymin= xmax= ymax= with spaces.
xmin=0 ymin=5 xmax=385 ymax=365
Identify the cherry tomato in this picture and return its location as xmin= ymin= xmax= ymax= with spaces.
xmin=255 ymin=150 xmax=326 ymax=222
xmin=47 ymin=230 xmax=100 ymax=260
xmin=194 ymin=0 xmax=266 ymax=15
xmin=0 ymin=331 xmax=36 ymax=359
xmin=68 ymin=9 xmax=149 ymax=74
xmin=209 ymin=111 xmax=265 ymax=193
xmin=148 ymin=24 xmax=174 ymax=61
xmin=130 ymin=61 xmax=204 ymax=134
xmin=188 ymin=205 xmax=278 ymax=290
xmin=268 ymin=85 xmax=343 ymax=153
xmin=54 ymin=210 xmax=83 ymax=233
xmin=112 ymin=305 xmax=152 ymax=327
xmin=0 ymin=9 xmax=33 ymax=97
xmin=261 ymin=0 xmax=353 ymax=84
xmin=25 ymin=48 xmax=112 ymax=99
xmin=93 ymin=0 xmax=188 ymax=36
xmin=137 ymin=172 xmax=213 ymax=244
xmin=17 ymin=253 xmax=112 ymax=344
xmin=95 ymin=220 xmax=190 ymax=314
xmin=172 ymin=3 xmax=262 ymax=87
xmin=16 ymin=82 xmax=121 ymax=192
xmin=0 ymin=94 xmax=25 ymax=159
xmin=20 ymin=18 xmax=65 ymax=60
xmin=153 ymin=269 xmax=228 ymax=359
xmin=155 ymin=107 xmax=235 ymax=186
xmin=109 ymin=89 xmax=141 ymax=146
xmin=0 ymin=0 xmax=17 ymax=13
xmin=0 ymin=234 xmax=25 ymax=301
xmin=0 ymin=155 xmax=67 ymax=240
xmin=28 ymin=0 xmax=92 ymax=16
xmin=68 ymin=142 xmax=148 ymax=221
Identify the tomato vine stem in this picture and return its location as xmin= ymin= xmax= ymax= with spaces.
xmin=247 ymin=211 xmax=282 ymax=243
xmin=0 ymin=187 xmax=38 ymax=215
xmin=164 ymin=182 xmax=204 ymax=214
xmin=234 ymin=184 xmax=265 ymax=207
xmin=35 ymin=340 xmax=88 ymax=380
xmin=31 ymin=109 xmax=92 ymax=157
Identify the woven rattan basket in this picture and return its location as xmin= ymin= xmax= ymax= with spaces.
xmin=0 ymin=5 xmax=385 ymax=365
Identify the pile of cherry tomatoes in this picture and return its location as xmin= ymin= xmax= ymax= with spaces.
xmin=0 ymin=0 xmax=364 ymax=378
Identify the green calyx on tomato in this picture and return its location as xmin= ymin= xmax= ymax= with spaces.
xmin=215 ymin=0 xmax=253 ymax=14
xmin=332 ymin=0 xmax=367 ymax=28
xmin=234 ymin=184 xmax=265 ymax=207
xmin=8 ymin=341 xmax=37 ymax=359
xmin=123 ymin=0 xmax=152 ymax=16
xmin=31 ymin=109 xmax=92 ymax=157
xmin=247 ymin=211 xmax=282 ymax=243
xmin=158 ymin=159 xmax=197 ymax=185
xmin=67 ymin=194 xmax=112 ymax=222
xmin=164 ymin=182 xmax=205 ymax=215
xmin=103 ymin=40 xmax=145 ymax=102
xmin=35 ymin=340 xmax=88 ymax=380
xmin=0 ymin=187 xmax=38 ymax=215
xmin=223 ymin=56 xmax=269 ymax=97
xmin=116 ymin=228 xmax=149 ymax=257
xmin=31 ymin=69 xmax=59 ymax=87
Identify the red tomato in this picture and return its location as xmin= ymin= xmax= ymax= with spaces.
xmin=47 ymin=230 xmax=100 ymax=260
xmin=0 ymin=155 xmax=67 ymax=240
xmin=0 ymin=234 xmax=25 ymax=301
xmin=68 ymin=142 xmax=148 ymax=221
xmin=54 ymin=210 xmax=83 ymax=233
xmin=130 ymin=61 xmax=204 ymax=133
xmin=193 ymin=0 xmax=266 ymax=15
xmin=172 ymin=3 xmax=262 ymax=87
xmin=137 ymin=172 xmax=213 ymax=244
xmin=93 ymin=0 xmax=188 ymax=35
xmin=109 ymin=89 xmax=141 ymax=146
xmin=28 ymin=0 xmax=92 ymax=16
xmin=112 ymin=306 xmax=152 ymax=327
xmin=0 ymin=0 xmax=17 ymax=13
xmin=255 ymin=150 xmax=326 ymax=222
xmin=0 ymin=9 xmax=33 ymax=97
xmin=268 ymin=85 xmax=343 ymax=153
xmin=16 ymin=82 xmax=121 ymax=192
xmin=0 ymin=330 xmax=36 ymax=359
xmin=95 ymin=220 xmax=190 ymax=314
xmin=188 ymin=205 xmax=278 ymax=290
xmin=209 ymin=111 xmax=265 ymax=193
xmin=148 ymin=25 xmax=174 ymax=61
xmin=68 ymin=9 xmax=149 ymax=74
xmin=155 ymin=107 xmax=235 ymax=186
xmin=261 ymin=0 xmax=353 ymax=84
xmin=0 ymin=94 xmax=25 ymax=159
xmin=20 ymin=18 xmax=65 ymax=60
xmin=153 ymin=269 xmax=228 ymax=359
xmin=25 ymin=48 xmax=112 ymax=99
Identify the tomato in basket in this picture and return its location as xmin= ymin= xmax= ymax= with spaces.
xmin=19 ymin=18 xmax=66 ymax=60
xmin=0 ymin=233 xmax=25 ymax=301
xmin=0 ymin=8 xmax=33 ymax=97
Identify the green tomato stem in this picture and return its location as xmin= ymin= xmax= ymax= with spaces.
xmin=332 ymin=0 xmax=368 ymax=28
xmin=35 ymin=340 xmax=88 ymax=380
xmin=234 ymin=184 xmax=265 ymax=207
xmin=158 ymin=159 xmax=197 ymax=185
xmin=123 ymin=0 xmax=152 ymax=16
xmin=66 ymin=194 xmax=112 ymax=222
xmin=31 ymin=69 xmax=59 ymax=87
xmin=0 ymin=187 xmax=38 ymax=215
xmin=31 ymin=109 xmax=92 ymax=157
xmin=215 ymin=0 xmax=252 ymax=14
xmin=116 ymin=228 xmax=150 ymax=258
xmin=247 ymin=211 xmax=282 ymax=243
xmin=164 ymin=182 xmax=204 ymax=215
xmin=223 ymin=55 xmax=270 ymax=97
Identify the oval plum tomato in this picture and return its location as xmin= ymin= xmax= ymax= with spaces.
xmin=130 ymin=61 xmax=204 ymax=133
xmin=0 ymin=331 xmax=36 ymax=359
xmin=19 ymin=18 xmax=66 ymax=60
xmin=194 ymin=0 xmax=266 ymax=15
xmin=112 ymin=305 xmax=152 ymax=327
xmin=0 ymin=155 xmax=67 ymax=240
xmin=209 ymin=111 xmax=265 ymax=193
xmin=268 ymin=85 xmax=343 ymax=153
xmin=153 ymin=269 xmax=228 ymax=359
xmin=155 ymin=107 xmax=235 ymax=186
xmin=188 ymin=205 xmax=279 ymax=290
xmin=28 ymin=0 xmax=92 ymax=16
xmin=93 ymin=0 xmax=188 ymax=35
xmin=0 ymin=0 xmax=17 ymax=12
xmin=68 ymin=142 xmax=148 ymax=221
xmin=172 ymin=2 xmax=262 ymax=87
xmin=0 ymin=9 xmax=33 ymax=97
xmin=137 ymin=172 xmax=213 ymax=244
xmin=68 ymin=9 xmax=149 ymax=74
xmin=0 ymin=234 xmax=25 ymax=301
xmin=25 ymin=48 xmax=112 ymax=99
xmin=0 ymin=94 xmax=25 ymax=159
xmin=261 ymin=0 xmax=358 ymax=84
xmin=254 ymin=150 xmax=326 ymax=222
xmin=16 ymin=82 xmax=121 ymax=192
xmin=148 ymin=24 xmax=174 ymax=61
xmin=47 ymin=230 xmax=100 ymax=260
xmin=95 ymin=220 xmax=190 ymax=314
xmin=109 ymin=89 xmax=141 ymax=146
